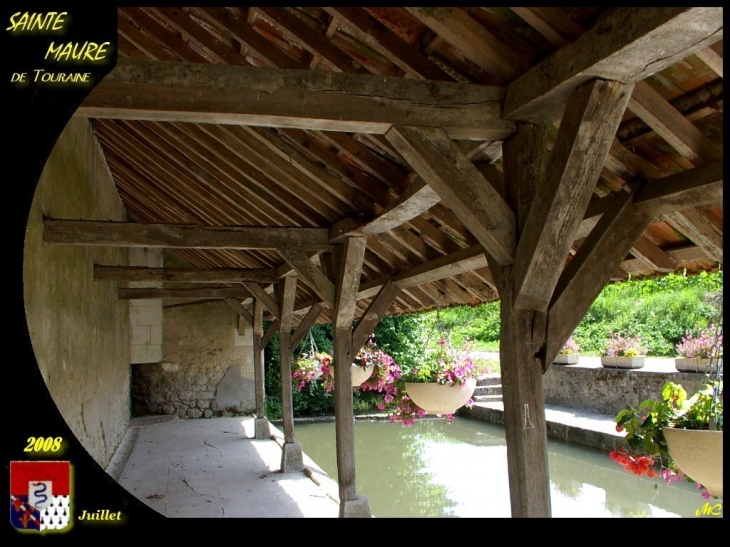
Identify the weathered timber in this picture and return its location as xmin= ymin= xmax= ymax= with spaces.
xmin=330 ymin=178 xmax=440 ymax=241
xmin=277 ymin=276 xmax=298 ymax=444
xmin=261 ymin=319 xmax=280 ymax=349
xmin=504 ymin=7 xmax=723 ymax=123
xmin=662 ymin=210 xmax=723 ymax=263
xmin=278 ymin=250 xmax=336 ymax=309
xmin=76 ymin=59 xmax=514 ymax=140
xmin=512 ymin=80 xmax=634 ymax=311
xmin=548 ymin=189 xmax=653 ymax=364
xmin=334 ymin=238 xmax=368 ymax=329
xmin=225 ymin=298 xmax=253 ymax=327
xmin=118 ymin=287 xmax=251 ymax=299
xmin=352 ymin=281 xmax=402 ymax=353
xmin=324 ymin=8 xmax=452 ymax=81
xmin=633 ymin=161 xmax=723 ymax=217
xmin=243 ymin=282 xmax=281 ymax=321
xmin=94 ymin=265 xmax=278 ymax=283
xmin=291 ymin=303 xmax=324 ymax=349
xmin=694 ymin=46 xmax=724 ymax=78
xmin=253 ymin=299 xmax=265 ymax=419
xmin=43 ymin=219 xmax=335 ymax=251
xmin=628 ymin=81 xmax=723 ymax=166
xmin=629 ymin=236 xmax=678 ymax=272
xmin=385 ymin=126 xmax=516 ymax=266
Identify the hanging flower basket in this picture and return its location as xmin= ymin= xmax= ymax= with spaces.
xmin=404 ymin=379 xmax=477 ymax=415
xmin=328 ymin=363 xmax=375 ymax=387
xmin=663 ymin=428 xmax=723 ymax=498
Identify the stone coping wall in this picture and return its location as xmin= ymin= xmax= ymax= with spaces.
xmin=543 ymin=365 xmax=714 ymax=416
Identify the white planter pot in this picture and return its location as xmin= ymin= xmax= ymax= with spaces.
xmin=664 ymin=428 xmax=723 ymax=498
xmin=404 ymin=379 xmax=477 ymax=415
xmin=674 ymin=357 xmax=721 ymax=373
xmin=600 ymin=356 xmax=645 ymax=369
xmin=553 ymin=354 xmax=579 ymax=365
xmin=329 ymin=363 xmax=374 ymax=387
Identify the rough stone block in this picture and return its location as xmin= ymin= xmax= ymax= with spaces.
xmin=131 ymin=325 xmax=151 ymax=345
xmin=130 ymin=303 xmax=163 ymax=327
xmin=131 ymin=344 xmax=162 ymax=364
xmin=254 ymin=418 xmax=270 ymax=439
xmin=187 ymin=408 xmax=202 ymax=419
xmin=280 ymin=442 xmax=304 ymax=473
xmin=340 ymin=496 xmax=373 ymax=518
xmin=203 ymin=409 xmax=213 ymax=418
xmin=149 ymin=325 xmax=163 ymax=345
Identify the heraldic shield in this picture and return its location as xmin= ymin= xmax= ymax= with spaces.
xmin=10 ymin=461 xmax=71 ymax=532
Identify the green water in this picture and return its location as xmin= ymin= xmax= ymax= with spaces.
xmin=294 ymin=417 xmax=717 ymax=518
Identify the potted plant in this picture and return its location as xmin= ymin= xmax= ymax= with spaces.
xmin=291 ymin=352 xmax=330 ymax=392
xmin=611 ymin=380 xmax=723 ymax=499
xmin=600 ymin=331 xmax=647 ymax=369
xmin=553 ymin=336 xmax=580 ymax=365
xmin=675 ymin=324 xmax=722 ymax=373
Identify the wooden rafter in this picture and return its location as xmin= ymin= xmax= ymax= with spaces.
xmin=278 ymin=250 xmax=336 ymax=309
xmin=504 ymin=7 xmax=723 ymax=123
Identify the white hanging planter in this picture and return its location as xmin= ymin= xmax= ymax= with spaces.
xmin=404 ymin=379 xmax=477 ymax=415
xmin=600 ymin=356 xmax=645 ymax=369
xmin=553 ymin=354 xmax=579 ymax=365
xmin=329 ymin=363 xmax=374 ymax=387
xmin=674 ymin=357 xmax=721 ymax=373
xmin=664 ymin=428 xmax=723 ymax=498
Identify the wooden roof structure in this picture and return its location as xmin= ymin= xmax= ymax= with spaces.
xmin=47 ymin=6 xmax=722 ymax=325
xmin=44 ymin=7 xmax=723 ymax=517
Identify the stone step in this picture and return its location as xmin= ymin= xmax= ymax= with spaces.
xmin=476 ymin=374 xmax=502 ymax=386
xmin=473 ymin=394 xmax=503 ymax=403
xmin=473 ymin=384 xmax=502 ymax=396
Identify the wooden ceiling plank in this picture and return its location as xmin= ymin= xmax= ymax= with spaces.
xmin=628 ymin=81 xmax=723 ymax=167
xmin=118 ymin=14 xmax=179 ymax=61
xmin=94 ymin=266 xmax=278 ymax=283
xmin=385 ymin=125 xmax=516 ymax=266
xmin=278 ymin=250 xmax=336 ymax=309
xmin=661 ymin=209 xmax=723 ymax=263
xmin=504 ymin=7 xmax=723 ymax=123
xmin=43 ymin=219 xmax=335 ymax=252
xmin=152 ymin=7 xmax=251 ymax=66
xmin=198 ymin=7 xmax=307 ymax=70
xmin=629 ymin=236 xmax=678 ymax=272
xmin=77 ymin=58 xmax=514 ymax=141
xmin=407 ymin=7 xmax=529 ymax=82
xmin=694 ymin=46 xmax=723 ymax=79
xmin=122 ymin=8 xmax=210 ymax=64
xmin=252 ymin=7 xmax=371 ymax=75
xmin=324 ymin=7 xmax=452 ymax=81
xmin=547 ymin=189 xmax=653 ymax=363
xmin=509 ymin=8 xmax=571 ymax=48
xmin=119 ymin=287 xmax=251 ymax=299
xmin=512 ymin=79 xmax=634 ymax=311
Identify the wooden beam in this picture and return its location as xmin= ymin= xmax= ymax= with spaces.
xmin=261 ymin=319 xmax=280 ymax=349
xmin=548 ymin=189 xmax=653 ymax=364
xmin=385 ymin=125 xmax=516 ymax=266
xmin=118 ymin=287 xmax=251 ymax=299
xmin=512 ymin=80 xmax=634 ymax=311
xmin=243 ymin=282 xmax=281 ymax=321
xmin=629 ymin=236 xmax=678 ymax=272
xmin=95 ymin=265 xmax=278 ymax=283
xmin=43 ymin=219 xmax=335 ymax=252
xmin=278 ymin=250 xmax=336 ymax=309
xmin=393 ymin=245 xmax=488 ymax=289
xmin=253 ymin=298 xmax=266 ymax=419
xmin=330 ymin=178 xmax=439 ymax=241
xmin=406 ymin=7 xmax=529 ymax=82
xmin=334 ymin=237 xmax=367 ymax=329
xmin=504 ymin=7 xmax=723 ymax=123
xmin=225 ymin=298 xmax=254 ymax=327
xmin=352 ymin=280 xmax=402 ymax=353
xmin=694 ymin=46 xmax=723 ymax=78
xmin=323 ymin=8 xmax=452 ymax=81
xmin=277 ymin=275 xmax=298 ymax=443
xmin=628 ymin=80 xmax=723 ymax=166
xmin=662 ymin=210 xmax=723 ymax=263
xmin=633 ymin=161 xmax=723 ymax=218
xmin=77 ymin=58 xmax=514 ymax=141
xmin=291 ymin=303 xmax=324 ymax=349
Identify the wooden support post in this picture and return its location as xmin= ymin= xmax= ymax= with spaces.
xmin=277 ymin=276 xmax=298 ymax=444
xmin=253 ymin=298 xmax=268 ymax=439
xmin=496 ymin=122 xmax=552 ymax=518
xmin=332 ymin=237 xmax=371 ymax=517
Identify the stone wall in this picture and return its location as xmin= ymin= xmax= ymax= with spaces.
xmin=128 ymin=248 xmax=164 ymax=364
xmin=543 ymin=365 xmax=713 ymax=415
xmin=131 ymin=300 xmax=255 ymax=418
xmin=23 ymin=118 xmax=131 ymax=468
